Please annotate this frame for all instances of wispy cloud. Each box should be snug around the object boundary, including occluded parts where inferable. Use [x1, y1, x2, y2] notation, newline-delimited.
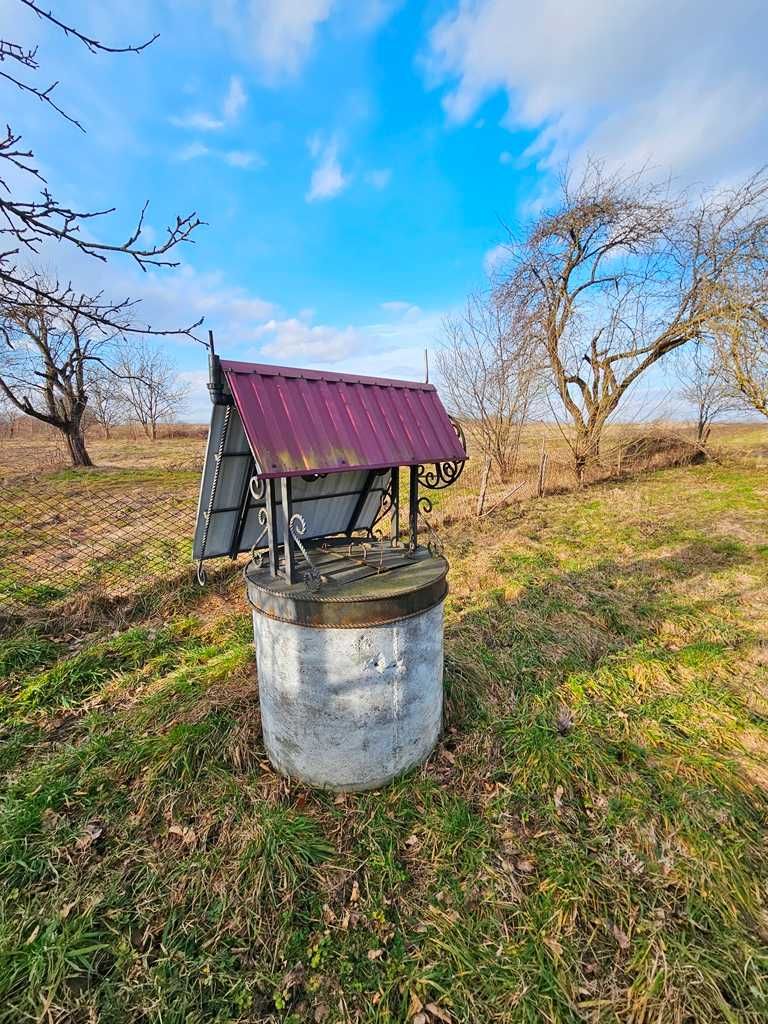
[483, 243, 507, 275]
[222, 75, 247, 121]
[174, 142, 263, 170]
[176, 141, 211, 161]
[255, 317, 361, 362]
[365, 167, 392, 189]
[306, 136, 350, 202]
[225, 150, 264, 168]
[211, 0, 335, 83]
[171, 74, 248, 133]
[210, 1, 398, 83]
[171, 112, 225, 131]
[426, 0, 768, 182]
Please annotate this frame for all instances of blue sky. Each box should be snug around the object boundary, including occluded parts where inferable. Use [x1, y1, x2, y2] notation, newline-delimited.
[4, 0, 767, 418]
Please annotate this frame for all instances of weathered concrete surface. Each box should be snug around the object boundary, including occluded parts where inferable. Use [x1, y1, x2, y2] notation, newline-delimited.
[253, 602, 444, 791]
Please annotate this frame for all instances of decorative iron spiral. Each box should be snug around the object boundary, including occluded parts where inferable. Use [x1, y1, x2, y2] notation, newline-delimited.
[248, 476, 266, 503]
[417, 417, 467, 490]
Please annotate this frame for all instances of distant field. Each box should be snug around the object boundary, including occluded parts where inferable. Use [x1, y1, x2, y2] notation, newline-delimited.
[0, 460, 766, 1022]
[2, 419, 767, 482]
[1, 420, 766, 622]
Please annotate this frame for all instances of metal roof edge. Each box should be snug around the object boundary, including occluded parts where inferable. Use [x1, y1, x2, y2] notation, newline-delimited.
[252, 452, 468, 481]
[220, 359, 436, 391]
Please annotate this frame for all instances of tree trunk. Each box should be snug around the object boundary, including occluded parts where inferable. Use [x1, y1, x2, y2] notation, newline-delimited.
[64, 425, 94, 467]
[151, 421, 157, 441]
[573, 425, 601, 486]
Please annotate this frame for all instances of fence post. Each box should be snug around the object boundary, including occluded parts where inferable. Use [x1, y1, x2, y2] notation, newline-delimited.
[476, 458, 492, 517]
[537, 441, 548, 498]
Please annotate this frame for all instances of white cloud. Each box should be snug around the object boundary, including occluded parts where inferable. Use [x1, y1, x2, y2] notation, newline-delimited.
[171, 74, 248, 133]
[222, 75, 248, 121]
[210, 1, 399, 81]
[426, 0, 768, 181]
[171, 112, 226, 131]
[483, 243, 507, 274]
[175, 144, 264, 169]
[212, 0, 335, 82]
[380, 301, 423, 321]
[176, 142, 211, 161]
[365, 167, 392, 189]
[255, 317, 362, 362]
[225, 150, 264, 168]
[306, 137, 350, 201]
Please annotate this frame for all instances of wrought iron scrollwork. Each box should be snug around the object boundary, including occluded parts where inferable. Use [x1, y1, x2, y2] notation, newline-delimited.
[248, 509, 270, 569]
[369, 480, 394, 532]
[289, 513, 323, 592]
[417, 417, 467, 490]
[415, 495, 444, 557]
[248, 476, 266, 503]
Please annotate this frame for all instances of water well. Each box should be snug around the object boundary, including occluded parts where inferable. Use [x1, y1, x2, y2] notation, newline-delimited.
[193, 351, 467, 791]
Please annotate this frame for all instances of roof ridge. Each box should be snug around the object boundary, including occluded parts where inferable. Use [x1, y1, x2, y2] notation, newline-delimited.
[219, 359, 435, 391]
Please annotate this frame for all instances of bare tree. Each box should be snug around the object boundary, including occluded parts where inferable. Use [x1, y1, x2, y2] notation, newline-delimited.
[494, 161, 768, 482]
[0, 388, 24, 438]
[0, 2, 203, 335]
[716, 313, 768, 420]
[117, 340, 188, 441]
[678, 344, 740, 445]
[0, 283, 137, 465]
[87, 368, 125, 440]
[438, 293, 541, 480]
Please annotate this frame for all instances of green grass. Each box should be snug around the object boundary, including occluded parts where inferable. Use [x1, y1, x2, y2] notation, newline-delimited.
[0, 461, 767, 1022]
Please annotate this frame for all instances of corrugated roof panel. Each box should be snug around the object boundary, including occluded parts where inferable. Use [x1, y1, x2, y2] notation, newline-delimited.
[221, 360, 466, 479]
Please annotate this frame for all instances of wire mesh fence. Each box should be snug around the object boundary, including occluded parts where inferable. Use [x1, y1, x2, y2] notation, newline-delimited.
[0, 475, 201, 620]
[0, 428, 706, 626]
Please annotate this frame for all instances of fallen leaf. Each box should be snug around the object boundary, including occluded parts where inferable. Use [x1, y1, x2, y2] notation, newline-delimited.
[425, 1003, 452, 1022]
[314, 1004, 330, 1022]
[282, 962, 305, 991]
[405, 834, 420, 847]
[408, 992, 424, 1017]
[553, 785, 564, 812]
[25, 925, 40, 945]
[413, 1016, 427, 1024]
[75, 822, 104, 851]
[59, 902, 76, 920]
[168, 824, 197, 846]
[334, 793, 346, 805]
[367, 948, 384, 960]
[612, 923, 630, 950]
[516, 857, 535, 873]
[350, 880, 360, 903]
[543, 936, 563, 958]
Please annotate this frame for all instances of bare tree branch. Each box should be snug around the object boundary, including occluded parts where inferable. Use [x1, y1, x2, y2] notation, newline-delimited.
[0, 1, 207, 342]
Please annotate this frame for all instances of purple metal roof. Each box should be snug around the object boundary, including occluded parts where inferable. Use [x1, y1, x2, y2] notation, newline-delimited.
[221, 360, 467, 479]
